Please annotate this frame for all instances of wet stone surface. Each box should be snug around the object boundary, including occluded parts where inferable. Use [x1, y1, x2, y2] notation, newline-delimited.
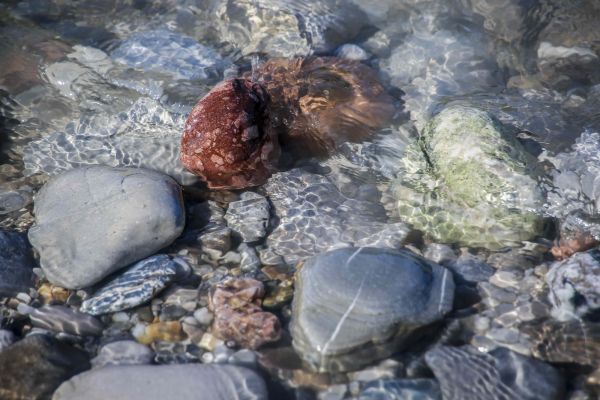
[0, 230, 35, 296]
[291, 247, 454, 372]
[81, 255, 191, 315]
[225, 192, 271, 243]
[0, 335, 90, 400]
[28, 166, 185, 289]
[53, 364, 268, 400]
[262, 168, 411, 265]
[425, 345, 565, 400]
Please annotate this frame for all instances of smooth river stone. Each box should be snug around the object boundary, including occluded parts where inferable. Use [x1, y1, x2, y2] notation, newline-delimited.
[291, 247, 454, 372]
[0, 230, 35, 296]
[18, 304, 103, 336]
[28, 166, 185, 289]
[80, 255, 191, 315]
[0, 335, 90, 400]
[53, 364, 268, 400]
[425, 345, 564, 400]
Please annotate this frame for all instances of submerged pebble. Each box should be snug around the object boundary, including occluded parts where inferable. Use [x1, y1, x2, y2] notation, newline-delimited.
[225, 192, 270, 243]
[291, 247, 454, 372]
[80, 255, 190, 315]
[546, 250, 600, 321]
[425, 345, 564, 400]
[91, 341, 154, 369]
[0, 230, 35, 296]
[209, 278, 281, 349]
[18, 304, 104, 336]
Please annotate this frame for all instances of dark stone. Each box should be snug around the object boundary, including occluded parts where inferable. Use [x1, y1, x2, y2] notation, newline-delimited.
[0, 230, 35, 296]
[359, 378, 442, 400]
[0, 335, 90, 400]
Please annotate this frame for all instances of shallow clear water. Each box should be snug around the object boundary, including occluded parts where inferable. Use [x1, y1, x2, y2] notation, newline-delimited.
[3, 0, 600, 397]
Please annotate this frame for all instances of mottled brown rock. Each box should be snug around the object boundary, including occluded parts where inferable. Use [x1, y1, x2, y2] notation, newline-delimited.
[252, 56, 394, 156]
[551, 231, 598, 260]
[137, 321, 186, 345]
[181, 57, 394, 189]
[181, 78, 277, 189]
[209, 278, 281, 349]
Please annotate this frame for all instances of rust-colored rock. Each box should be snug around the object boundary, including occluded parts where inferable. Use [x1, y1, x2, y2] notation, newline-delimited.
[181, 78, 277, 189]
[209, 278, 281, 349]
[181, 57, 394, 189]
[551, 231, 599, 260]
[136, 321, 186, 345]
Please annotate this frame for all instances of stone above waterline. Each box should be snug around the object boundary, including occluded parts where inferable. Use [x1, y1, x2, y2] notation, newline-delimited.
[28, 166, 185, 289]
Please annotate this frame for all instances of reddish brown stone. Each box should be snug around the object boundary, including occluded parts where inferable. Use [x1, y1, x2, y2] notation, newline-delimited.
[551, 231, 599, 260]
[181, 78, 278, 189]
[181, 57, 394, 189]
[209, 278, 281, 349]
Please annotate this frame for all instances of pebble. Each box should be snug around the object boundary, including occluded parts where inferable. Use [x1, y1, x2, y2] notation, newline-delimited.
[91, 340, 154, 369]
[546, 250, 600, 321]
[80, 255, 190, 315]
[335, 44, 369, 61]
[0, 335, 89, 400]
[194, 307, 213, 326]
[136, 321, 186, 345]
[37, 283, 70, 304]
[0, 230, 35, 297]
[225, 192, 270, 243]
[52, 364, 268, 400]
[291, 247, 454, 372]
[18, 304, 104, 336]
[209, 278, 281, 349]
[28, 166, 185, 289]
[359, 379, 442, 400]
[425, 345, 564, 400]
[239, 243, 262, 272]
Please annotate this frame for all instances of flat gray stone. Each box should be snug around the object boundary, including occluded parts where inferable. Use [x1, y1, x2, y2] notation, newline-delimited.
[18, 304, 104, 336]
[80, 255, 190, 315]
[0, 230, 35, 296]
[53, 364, 268, 400]
[28, 166, 185, 289]
[291, 247, 454, 372]
[425, 345, 564, 400]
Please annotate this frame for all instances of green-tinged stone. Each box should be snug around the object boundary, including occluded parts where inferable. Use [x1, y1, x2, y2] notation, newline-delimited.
[391, 105, 544, 249]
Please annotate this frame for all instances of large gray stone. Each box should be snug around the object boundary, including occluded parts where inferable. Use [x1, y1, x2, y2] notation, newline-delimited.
[28, 166, 185, 289]
[425, 345, 564, 400]
[291, 247, 454, 372]
[0, 230, 35, 296]
[53, 364, 268, 400]
[0, 335, 90, 400]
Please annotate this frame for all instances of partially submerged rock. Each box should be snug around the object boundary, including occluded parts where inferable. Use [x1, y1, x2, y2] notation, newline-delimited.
[390, 105, 545, 249]
[28, 166, 185, 289]
[291, 247, 454, 372]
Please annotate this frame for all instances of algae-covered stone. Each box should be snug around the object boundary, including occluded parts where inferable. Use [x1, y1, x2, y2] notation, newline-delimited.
[390, 105, 544, 249]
